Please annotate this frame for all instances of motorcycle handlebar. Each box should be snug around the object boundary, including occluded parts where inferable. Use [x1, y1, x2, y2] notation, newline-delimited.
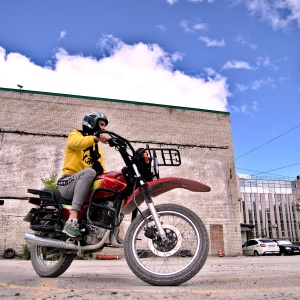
[94, 131, 134, 153]
[94, 131, 104, 138]
[108, 138, 117, 147]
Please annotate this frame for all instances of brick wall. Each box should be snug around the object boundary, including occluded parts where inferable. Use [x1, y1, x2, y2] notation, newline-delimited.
[0, 88, 242, 256]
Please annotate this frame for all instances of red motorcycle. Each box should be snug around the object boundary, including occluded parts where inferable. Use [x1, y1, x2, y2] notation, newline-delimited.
[24, 131, 210, 286]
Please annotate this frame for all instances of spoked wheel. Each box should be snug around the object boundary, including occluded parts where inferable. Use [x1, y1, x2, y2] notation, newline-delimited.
[124, 204, 209, 286]
[30, 220, 76, 277]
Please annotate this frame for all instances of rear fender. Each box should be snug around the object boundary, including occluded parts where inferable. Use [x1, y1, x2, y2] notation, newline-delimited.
[121, 177, 210, 215]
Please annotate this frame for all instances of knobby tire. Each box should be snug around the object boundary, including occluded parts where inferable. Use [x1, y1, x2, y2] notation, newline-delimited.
[124, 204, 209, 286]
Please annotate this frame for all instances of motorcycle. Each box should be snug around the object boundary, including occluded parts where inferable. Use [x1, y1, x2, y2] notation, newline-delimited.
[24, 130, 211, 286]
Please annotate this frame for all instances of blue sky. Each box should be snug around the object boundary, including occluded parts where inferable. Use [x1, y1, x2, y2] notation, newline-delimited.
[0, 0, 299, 179]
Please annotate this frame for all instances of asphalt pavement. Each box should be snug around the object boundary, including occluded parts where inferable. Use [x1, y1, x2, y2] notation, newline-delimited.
[1, 255, 300, 300]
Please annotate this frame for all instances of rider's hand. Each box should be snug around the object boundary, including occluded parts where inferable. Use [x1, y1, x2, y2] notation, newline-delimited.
[94, 133, 109, 144]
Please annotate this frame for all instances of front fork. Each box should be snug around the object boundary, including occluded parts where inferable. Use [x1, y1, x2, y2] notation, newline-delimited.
[132, 165, 169, 245]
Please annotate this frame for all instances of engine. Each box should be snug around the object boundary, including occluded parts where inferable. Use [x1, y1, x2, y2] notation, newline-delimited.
[82, 222, 107, 245]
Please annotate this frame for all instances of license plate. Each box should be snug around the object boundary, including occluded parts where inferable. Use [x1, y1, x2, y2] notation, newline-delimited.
[268, 245, 275, 247]
[294, 250, 299, 252]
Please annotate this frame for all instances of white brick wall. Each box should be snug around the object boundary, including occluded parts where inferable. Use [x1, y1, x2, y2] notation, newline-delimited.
[0, 88, 241, 256]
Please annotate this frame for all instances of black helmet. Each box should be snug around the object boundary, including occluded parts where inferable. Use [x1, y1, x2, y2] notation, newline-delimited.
[82, 111, 108, 135]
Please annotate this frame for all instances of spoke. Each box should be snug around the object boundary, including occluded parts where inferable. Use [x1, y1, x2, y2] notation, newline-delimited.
[37, 246, 64, 267]
[133, 211, 199, 276]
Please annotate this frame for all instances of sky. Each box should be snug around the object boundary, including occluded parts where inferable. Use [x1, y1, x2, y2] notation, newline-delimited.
[0, 0, 299, 179]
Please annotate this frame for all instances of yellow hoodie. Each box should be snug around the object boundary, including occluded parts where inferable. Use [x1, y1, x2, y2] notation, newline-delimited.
[61, 129, 106, 176]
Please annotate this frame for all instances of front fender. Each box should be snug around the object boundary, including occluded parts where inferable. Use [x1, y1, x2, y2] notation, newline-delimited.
[121, 177, 210, 215]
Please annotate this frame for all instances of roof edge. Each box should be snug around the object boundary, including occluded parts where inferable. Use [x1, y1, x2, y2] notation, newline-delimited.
[0, 87, 230, 115]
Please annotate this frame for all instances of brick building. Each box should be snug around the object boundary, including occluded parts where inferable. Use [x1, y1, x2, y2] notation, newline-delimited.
[0, 87, 241, 256]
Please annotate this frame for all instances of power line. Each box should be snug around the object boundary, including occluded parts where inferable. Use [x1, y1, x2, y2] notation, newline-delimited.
[250, 163, 300, 177]
[235, 123, 300, 160]
[237, 163, 300, 178]
[237, 166, 294, 177]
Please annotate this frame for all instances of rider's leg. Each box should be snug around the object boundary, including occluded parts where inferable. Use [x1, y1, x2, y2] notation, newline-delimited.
[57, 168, 96, 237]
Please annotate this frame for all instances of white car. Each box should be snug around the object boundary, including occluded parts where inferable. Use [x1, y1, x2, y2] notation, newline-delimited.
[242, 238, 280, 256]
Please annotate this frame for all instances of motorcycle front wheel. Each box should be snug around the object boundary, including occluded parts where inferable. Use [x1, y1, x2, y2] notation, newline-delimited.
[124, 204, 209, 286]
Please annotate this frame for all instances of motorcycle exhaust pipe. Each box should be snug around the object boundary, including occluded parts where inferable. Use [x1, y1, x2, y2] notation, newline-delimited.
[24, 233, 77, 250]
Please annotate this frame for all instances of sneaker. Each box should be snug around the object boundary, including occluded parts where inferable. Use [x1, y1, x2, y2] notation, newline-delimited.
[62, 219, 82, 238]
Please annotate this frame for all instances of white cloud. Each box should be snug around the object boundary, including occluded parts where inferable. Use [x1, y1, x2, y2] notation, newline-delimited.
[251, 77, 275, 90]
[167, 0, 215, 3]
[235, 35, 257, 50]
[166, 0, 178, 5]
[240, 0, 300, 30]
[156, 25, 167, 32]
[59, 30, 67, 40]
[179, 20, 192, 32]
[256, 55, 279, 70]
[222, 60, 253, 70]
[236, 83, 249, 92]
[230, 101, 258, 115]
[223, 57, 278, 72]
[171, 51, 184, 62]
[179, 20, 208, 32]
[0, 37, 229, 112]
[203, 67, 217, 77]
[193, 22, 208, 31]
[198, 36, 225, 47]
[188, 0, 215, 2]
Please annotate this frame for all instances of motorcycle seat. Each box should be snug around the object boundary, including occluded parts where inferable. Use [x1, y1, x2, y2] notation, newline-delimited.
[27, 188, 72, 205]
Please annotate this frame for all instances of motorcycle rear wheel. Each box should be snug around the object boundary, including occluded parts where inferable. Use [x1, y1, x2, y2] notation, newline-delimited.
[30, 219, 76, 277]
[124, 204, 209, 286]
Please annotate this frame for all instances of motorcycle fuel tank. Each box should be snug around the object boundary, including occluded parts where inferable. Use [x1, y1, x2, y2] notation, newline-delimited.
[91, 171, 127, 195]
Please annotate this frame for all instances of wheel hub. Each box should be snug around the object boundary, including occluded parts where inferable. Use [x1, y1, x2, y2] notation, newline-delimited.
[148, 225, 182, 257]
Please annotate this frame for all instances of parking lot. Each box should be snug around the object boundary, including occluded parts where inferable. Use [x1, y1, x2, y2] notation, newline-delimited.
[1, 255, 300, 300]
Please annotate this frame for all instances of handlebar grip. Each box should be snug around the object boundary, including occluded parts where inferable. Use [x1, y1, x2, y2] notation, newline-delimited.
[108, 138, 116, 147]
[94, 131, 103, 138]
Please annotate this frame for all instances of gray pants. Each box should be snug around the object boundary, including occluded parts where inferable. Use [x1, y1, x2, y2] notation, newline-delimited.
[57, 168, 96, 212]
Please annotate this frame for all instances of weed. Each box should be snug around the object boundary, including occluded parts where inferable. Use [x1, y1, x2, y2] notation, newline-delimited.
[41, 173, 58, 191]
[22, 244, 31, 260]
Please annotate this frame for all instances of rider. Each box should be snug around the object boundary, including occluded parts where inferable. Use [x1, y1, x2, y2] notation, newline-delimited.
[57, 112, 110, 238]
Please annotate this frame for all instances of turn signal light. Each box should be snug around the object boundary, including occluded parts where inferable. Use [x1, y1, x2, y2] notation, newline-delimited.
[143, 152, 149, 164]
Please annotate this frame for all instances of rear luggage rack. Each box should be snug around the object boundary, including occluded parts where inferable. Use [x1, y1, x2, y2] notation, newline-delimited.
[26, 189, 63, 232]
